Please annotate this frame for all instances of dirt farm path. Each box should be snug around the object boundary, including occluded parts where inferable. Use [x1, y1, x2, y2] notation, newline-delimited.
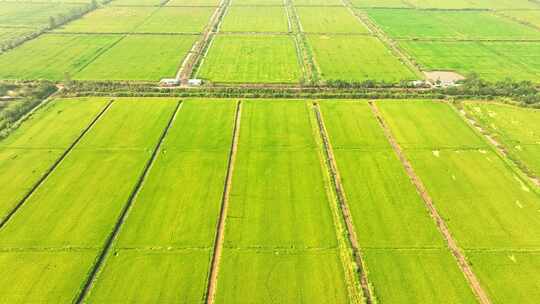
[368, 101, 492, 304]
[205, 101, 242, 304]
[313, 103, 374, 304]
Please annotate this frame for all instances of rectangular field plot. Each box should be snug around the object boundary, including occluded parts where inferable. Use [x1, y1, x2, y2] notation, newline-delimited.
[401, 41, 540, 82]
[197, 35, 301, 83]
[366, 9, 540, 39]
[320, 102, 443, 248]
[364, 249, 477, 303]
[225, 101, 336, 249]
[349, 0, 410, 8]
[463, 102, 540, 176]
[308, 35, 416, 82]
[377, 101, 486, 149]
[167, 0, 220, 5]
[407, 0, 540, 9]
[0, 100, 177, 248]
[0, 250, 97, 303]
[0, 2, 86, 27]
[292, 0, 343, 5]
[232, 0, 284, 5]
[86, 250, 211, 303]
[135, 7, 214, 33]
[111, 0, 164, 5]
[220, 7, 289, 33]
[406, 148, 540, 249]
[0, 27, 34, 46]
[0, 34, 121, 80]
[116, 100, 235, 249]
[0, 98, 108, 221]
[467, 252, 540, 304]
[75, 35, 197, 81]
[215, 249, 352, 303]
[55, 7, 157, 33]
[296, 7, 369, 33]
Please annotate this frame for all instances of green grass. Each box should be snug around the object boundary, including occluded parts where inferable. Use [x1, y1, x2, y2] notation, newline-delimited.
[0, 251, 97, 303]
[76, 99, 177, 150]
[198, 35, 301, 83]
[407, 0, 540, 9]
[110, 0, 163, 5]
[0, 27, 34, 46]
[308, 35, 416, 82]
[349, 0, 410, 8]
[467, 251, 540, 304]
[225, 101, 336, 249]
[364, 249, 477, 303]
[167, 0, 220, 5]
[221, 7, 289, 32]
[0, 100, 176, 248]
[55, 7, 157, 33]
[116, 100, 235, 248]
[135, 7, 214, 33]
[500, 10, 540, 29]
[400, 41, 540, 82]
[320, 102, 443, 248]
[75, 35, 197, 81]
[297, 7, 368, 33]
[367, 9, 540, 39]
[86, 249, 212, 303]
[463, 102, 540, 176]
[292, 0, 343, 5]
[0, 2, 87, 28]
[378, 100, 486, 149]
[0, 98, 109, 149]
[215, 249, 352, 303]
[232, 0, 284, 5]
[0, 34, 122, 80]
[0, 98, 108, 221]
[408, 149, 540, 249]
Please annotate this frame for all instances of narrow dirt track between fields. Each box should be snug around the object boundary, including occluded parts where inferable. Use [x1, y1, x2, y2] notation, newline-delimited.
[74, 100, 182, 304]
[454, 104, 540, 188]
[313, 103, 373, 304]
[177, 0, 230, 83]
[0, 99, 114, 230]
[205, 100, 242, 304]
[368, 101, 492, 304]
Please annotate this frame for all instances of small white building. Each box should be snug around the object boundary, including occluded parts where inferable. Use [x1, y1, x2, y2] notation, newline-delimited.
[159, 78, 180, 87]
[188, 79, 202, 86]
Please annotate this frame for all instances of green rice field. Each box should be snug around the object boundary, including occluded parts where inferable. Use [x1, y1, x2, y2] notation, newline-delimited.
[220, 7, 289, 32]
[197, 35, 301, 83]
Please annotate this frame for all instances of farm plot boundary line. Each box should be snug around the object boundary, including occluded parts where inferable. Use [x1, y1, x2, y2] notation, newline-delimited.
[74, 100, 182, 304]
[368, 100, 492, 304]
[205, 100, 241, 304]
[287, 2, 321, 84]
[452, 102, 540, 188]
[344, 5, 424, 80]
[0, 99, 114, 229]
[494, 10, 540, 31]
[313, 102, 373, 304]
[176, 0, 230, 83]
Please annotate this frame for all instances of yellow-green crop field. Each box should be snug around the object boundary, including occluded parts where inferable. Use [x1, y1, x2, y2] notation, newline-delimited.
[0, 97, 538, 303]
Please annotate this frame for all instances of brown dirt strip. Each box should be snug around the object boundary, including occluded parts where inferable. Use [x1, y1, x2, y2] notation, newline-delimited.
[205, 100, 242, 304]
[176, 0, 230, 83]
[74, 100, 182, 304]
[368, 101, 492, 304]
[0, 98, 114, 230]
[313, 102, 373, 304]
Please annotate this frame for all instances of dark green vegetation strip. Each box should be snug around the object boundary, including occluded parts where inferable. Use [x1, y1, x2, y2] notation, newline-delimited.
[0, 99, 113, 229]
[74, 100, 182, 303]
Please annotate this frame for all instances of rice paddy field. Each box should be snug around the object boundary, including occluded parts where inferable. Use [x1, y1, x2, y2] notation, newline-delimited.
[1, 0, 540, 302]
[0, 97, 538, 303]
